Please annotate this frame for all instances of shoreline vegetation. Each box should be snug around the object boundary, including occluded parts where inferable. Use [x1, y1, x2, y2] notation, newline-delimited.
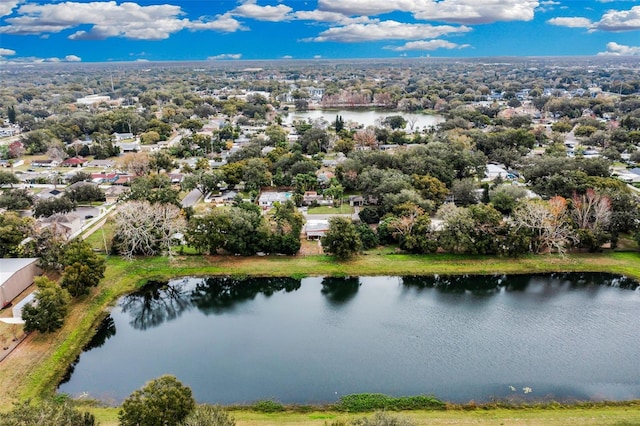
[1, 251, 640, 424]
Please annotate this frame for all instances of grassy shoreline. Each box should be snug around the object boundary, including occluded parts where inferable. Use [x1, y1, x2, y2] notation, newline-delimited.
[1, 251, 640, 420]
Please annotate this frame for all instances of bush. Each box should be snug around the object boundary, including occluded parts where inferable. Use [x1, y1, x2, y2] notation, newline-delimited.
[181, 405, 236, 426]
[0, 399, 95, 426]
[251, 400, 285, 413]
[119, 375, 196, 426]
[351, 412, 416, 426]
[334, 394, 444, 412]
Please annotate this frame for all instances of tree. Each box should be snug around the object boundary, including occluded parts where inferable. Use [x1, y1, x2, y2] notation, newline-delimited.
[182, 170, 225, 197]
[119, 375, 196, 426]
[388, 203, 436, 253]
[125, 174, 181, 206]
[0, 188, 34, 210]
[140, 130, 161, 145]
[383, 115, 407, 130]
[66, 183, 105, 203]
[7, 105, 16, 124]
[243, 158, 272, 191]
[571, 189, 612, 251]
[22, 277, 71, 334]
[0, 212, 34, 257]
[150, 151, 175, 173]
[180, 118, 204, 133]
[114, 200, 186, 259]
[120, 152, 151, 176]
[512, 197, 577, 255]
[0, 399, 95, 426]
[33, 196, 76, 218]
[186, 210, 231, 255]
[60, 239, 106, 297]
[321, 217, 362, 260]
[450, 179, 477, 206]
[180, 405, 236, 426]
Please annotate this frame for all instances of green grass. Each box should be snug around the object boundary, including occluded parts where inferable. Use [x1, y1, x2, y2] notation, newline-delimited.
[83, 400, 640, 426]
[307, 204, 355, 214]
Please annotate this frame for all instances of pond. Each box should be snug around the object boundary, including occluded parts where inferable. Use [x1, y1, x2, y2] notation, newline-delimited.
[58, 273, 640, 405]
[283, 109, 444, 131]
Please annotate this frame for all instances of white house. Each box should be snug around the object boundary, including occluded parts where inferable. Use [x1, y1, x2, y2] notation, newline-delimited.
[258, 192, 290, 209]
[484, 164, 516, 181]
[304, 220, 329, 239]
[0, 258, 40, 308]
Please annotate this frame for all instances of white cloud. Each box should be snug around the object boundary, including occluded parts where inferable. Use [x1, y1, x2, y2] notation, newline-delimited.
[547, 17, 593, 28]
[65, 54, 81, 61]
[189, 14, 245, 33]
[0, 1, 244, 39]
[292, 9, 370, 24]
[536, 1, 561, 13]
[208, 53, 242, 60]
[282, 55, 293, 59]
[307, 20, 471, 42]
[597, 6, 640, 31]
[0, 47, 16, 56]
[317, 0, 539, 24]
[232, 0, 292, 22]
[597, 41, 640, 55]
[0, 0, 22, 17]
[547, 5, 640, 32]
[385, 39, 471, 51]
[313, 55, 322, 58]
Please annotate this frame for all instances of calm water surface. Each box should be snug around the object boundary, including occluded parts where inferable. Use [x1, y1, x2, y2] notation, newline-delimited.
[58, 274, 640, 405]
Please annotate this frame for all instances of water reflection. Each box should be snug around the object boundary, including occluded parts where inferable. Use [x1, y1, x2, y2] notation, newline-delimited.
[59, 316, 116, 386]
[321, 277, 360, 305]
[401, 272, 639, 295]
[120, 279, 192, 330]
[190, 276, 301, 315]
[83, 316, 116, 351]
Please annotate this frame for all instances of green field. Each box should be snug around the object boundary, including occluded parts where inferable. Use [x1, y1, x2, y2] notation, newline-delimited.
[307, 204, 355, 215]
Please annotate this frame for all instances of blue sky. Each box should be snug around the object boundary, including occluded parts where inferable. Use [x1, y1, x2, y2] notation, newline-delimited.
[1, 0, 639, 63]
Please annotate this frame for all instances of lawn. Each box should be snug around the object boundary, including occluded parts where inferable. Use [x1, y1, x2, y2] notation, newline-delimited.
[85, 403, 640, 426]
[307, 204, 355, 215]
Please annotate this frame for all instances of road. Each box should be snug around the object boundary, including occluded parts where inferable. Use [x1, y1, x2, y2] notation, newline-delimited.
[181, 189, 202, 208]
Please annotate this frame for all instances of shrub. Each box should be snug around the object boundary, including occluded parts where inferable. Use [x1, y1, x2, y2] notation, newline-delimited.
[334, 394, 444, 412]
[251, 400, 285, 413]
[180, 405, 236, 426]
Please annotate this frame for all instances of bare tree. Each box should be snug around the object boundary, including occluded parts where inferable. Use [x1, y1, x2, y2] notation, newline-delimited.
[353, 128, 377, 150]
[571, 189, 611, 231]
[512, 197, 577, 255]
[119, 152, 151, 176]
[114, 200, 186, 259]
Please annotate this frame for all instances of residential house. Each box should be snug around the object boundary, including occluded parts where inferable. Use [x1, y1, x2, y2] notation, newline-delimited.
[36, 188, 64, 200]
[304, 220, 330, 240]
[113, 132, 134, 142]
[40, 213, 82, 238]
[104, 185, 129, 204]
[258, 191, 290, 210]
[31, 159, 58, 168]
[60, 157, 87, 168]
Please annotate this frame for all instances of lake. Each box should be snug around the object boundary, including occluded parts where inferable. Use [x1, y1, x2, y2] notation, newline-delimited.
[58, 273, 640, 405]
[283, 109, 444, 131]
